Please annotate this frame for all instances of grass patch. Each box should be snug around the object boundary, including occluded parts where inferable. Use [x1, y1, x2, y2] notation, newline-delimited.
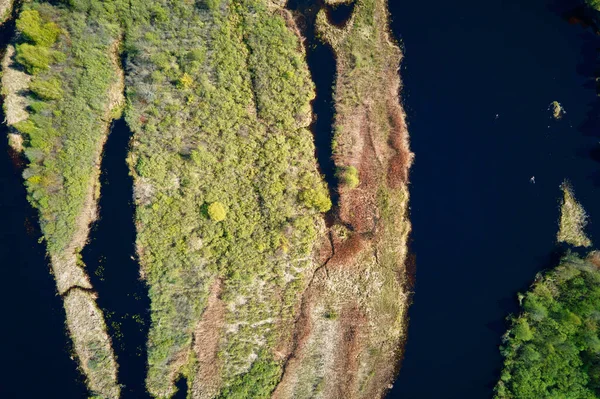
[557, 181, 592, 248]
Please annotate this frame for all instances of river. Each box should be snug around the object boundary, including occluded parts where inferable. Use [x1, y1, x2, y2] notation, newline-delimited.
[387, 0, 600, 398]
[0, 0, 598, 397]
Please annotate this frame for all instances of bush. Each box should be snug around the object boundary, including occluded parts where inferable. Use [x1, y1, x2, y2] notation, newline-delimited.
[586, 0, 600, 11]
[300, 187, 331, 212]
[30, 78, 64, 100]
[208, 202, 227, 222]
[15, 44, 55, 74]
[337, 165, 360, 188]
[16, 9, 61, 47]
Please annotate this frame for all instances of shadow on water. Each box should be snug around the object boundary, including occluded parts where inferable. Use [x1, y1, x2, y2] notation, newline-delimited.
[81, 118, 151, 399]
[287, 0, 340, 210]
[0, 4, 87, 397]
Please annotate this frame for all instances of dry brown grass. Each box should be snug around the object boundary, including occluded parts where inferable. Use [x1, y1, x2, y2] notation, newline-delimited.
[192, 279, 226, 399]
[0, 0, 12, 24]
[557, 181, 592, 247]
[63, 289, 120, 398]
[2, 45, 31, 129]
[273, 0, 412, 397]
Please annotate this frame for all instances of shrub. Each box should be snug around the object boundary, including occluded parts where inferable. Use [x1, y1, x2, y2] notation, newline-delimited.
[299, 187, 331, 212]
[16, 9, 61, 47]
[30, 78, 63, 100]
[177, 72, 194, 89]
[586, 0, 600, 11]
[337, 165, 359, 188]
[15, 44, 55, 74]
[208, 202, 227, 222]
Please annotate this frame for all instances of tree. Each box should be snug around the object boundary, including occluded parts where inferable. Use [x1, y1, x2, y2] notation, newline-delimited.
[208, 202, 227, 222]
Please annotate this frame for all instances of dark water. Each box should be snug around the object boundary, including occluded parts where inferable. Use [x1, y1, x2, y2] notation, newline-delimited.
[326, 2, 355, 27]
[0, 8, 87, 397]
[387, 0, 600, 398]
[172, 376, 189, 399]
[82, 118, 150, 399]
[288, 0, 340, 208]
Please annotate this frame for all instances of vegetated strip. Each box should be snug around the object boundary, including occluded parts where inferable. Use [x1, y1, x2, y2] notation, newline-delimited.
[1, 2, 127, 397]
[272, 0, 413, 397]
[124, 0, 330, 397]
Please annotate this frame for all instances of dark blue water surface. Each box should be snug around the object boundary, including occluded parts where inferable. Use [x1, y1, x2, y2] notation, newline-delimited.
[82, 118, 151, 399]
[387, 0, 600, 398]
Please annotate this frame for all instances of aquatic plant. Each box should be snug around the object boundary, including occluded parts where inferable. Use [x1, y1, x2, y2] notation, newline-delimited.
[550, 101, 565, 120]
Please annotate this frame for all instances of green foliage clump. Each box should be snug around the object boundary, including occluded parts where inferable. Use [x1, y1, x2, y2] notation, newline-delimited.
[16, 9, 61, 46]
[29, 77, 63, 100]
[208, 201, 227, 222]
[299, 187, 331, 213]
[15, 43, 60, 74]
[217, 357, 280, 399]
[586, 0, 600, 11]
[495, 253, 600, 399]
[337, 165, 360, 188]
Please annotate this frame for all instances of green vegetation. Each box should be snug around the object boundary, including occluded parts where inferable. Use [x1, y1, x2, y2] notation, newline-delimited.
[12, 3, 123, 255]
[495, 253, 600, 399]
[123, 0, 328, 395]
[557, 182, 591, 248]
[337, 165, 360, 188]
[208, 202, 227, 222]
[586, 0, 600, 11]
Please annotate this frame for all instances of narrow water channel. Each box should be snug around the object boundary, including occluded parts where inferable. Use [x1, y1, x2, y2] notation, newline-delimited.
[287, 0, 339, 208]
[82, 118, 151, 399]
[0, 7, 87, 396]
[387, 0, 600, 398]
